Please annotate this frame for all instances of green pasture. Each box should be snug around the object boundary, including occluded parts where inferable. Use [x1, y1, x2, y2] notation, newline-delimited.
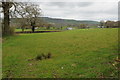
[2, 28, 118, 78]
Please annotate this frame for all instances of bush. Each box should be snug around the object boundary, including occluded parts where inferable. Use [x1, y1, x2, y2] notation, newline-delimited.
[35, 54, 42, 60]
[41, 53, 47, 59]
[47, 53, 52, 58]
[9, 27, 15, 35]
[2, 27, 15, 36]
[35, 53, 52, 61]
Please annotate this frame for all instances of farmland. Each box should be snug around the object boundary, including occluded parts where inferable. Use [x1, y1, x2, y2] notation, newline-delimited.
[2, 28, 118, 78]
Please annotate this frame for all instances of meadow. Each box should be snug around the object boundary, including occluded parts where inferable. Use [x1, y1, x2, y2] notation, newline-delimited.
[15, 28, 61, 32]
[2, 28, 118, 78]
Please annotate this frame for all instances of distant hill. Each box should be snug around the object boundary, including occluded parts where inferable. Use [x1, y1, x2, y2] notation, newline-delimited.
[10, 17, 100, 28]
[42, 17, 99, 25]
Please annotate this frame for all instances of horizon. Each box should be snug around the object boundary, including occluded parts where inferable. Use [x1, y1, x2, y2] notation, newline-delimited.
[41, 16, 118, 22]
[0, 1, 118, 22]
[8, 16, 118, 22]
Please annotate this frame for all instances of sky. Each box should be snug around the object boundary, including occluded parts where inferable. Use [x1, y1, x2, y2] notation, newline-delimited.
[1, 0, 119, 21]
[38, 2, 118, 21]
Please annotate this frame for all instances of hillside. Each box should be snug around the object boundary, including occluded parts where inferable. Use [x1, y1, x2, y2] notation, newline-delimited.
[10, 17, 100, 28]
[42, 17, 99, 25]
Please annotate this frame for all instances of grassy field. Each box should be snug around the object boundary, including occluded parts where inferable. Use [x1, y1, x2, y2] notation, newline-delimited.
[2, 28, 118, 78]
[15, 29, 61, 32]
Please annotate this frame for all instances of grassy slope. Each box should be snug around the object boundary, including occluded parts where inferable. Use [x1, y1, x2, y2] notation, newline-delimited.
[3, 28, 118, 78]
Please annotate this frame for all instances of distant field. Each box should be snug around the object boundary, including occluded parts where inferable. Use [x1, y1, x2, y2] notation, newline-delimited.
[3, 28, 118, 78]
[15, 29, 61, 32]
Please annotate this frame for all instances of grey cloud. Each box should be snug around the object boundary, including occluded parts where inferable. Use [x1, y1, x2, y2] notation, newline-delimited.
[77, 2, 93, 7]
[39, 2, 118, 21]
[45, 2, 93, 8]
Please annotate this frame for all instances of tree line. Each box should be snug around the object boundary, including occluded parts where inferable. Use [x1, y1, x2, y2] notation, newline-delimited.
[100, 20, 119, 28]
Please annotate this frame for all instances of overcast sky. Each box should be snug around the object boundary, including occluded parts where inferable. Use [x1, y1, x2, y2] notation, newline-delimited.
[1, 0, 119, 21]
[38, 1, 118, 21]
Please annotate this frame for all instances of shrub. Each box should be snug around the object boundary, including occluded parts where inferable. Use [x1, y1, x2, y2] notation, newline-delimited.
[47, 52, 52, 59]
[35, 53, 52, 61]
[35, 54, 42, 60]
[41, 53, 47, 59]
[9, 27, 15, 35]
[2, 27, 15, 36]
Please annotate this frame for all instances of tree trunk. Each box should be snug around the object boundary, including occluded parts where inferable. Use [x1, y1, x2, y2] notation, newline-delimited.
[21, 27, 24, 32]
[32, 26, 35, 32]
[2, 2, 10, 35]
[31, 21, 35, 32]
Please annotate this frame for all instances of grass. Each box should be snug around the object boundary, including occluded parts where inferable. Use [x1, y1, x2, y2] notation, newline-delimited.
[15, 29, 61, 32]
[2, 28, 118, 78]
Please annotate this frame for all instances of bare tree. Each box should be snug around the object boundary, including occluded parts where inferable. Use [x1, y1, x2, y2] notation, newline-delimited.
[105, 21, 114, 28]
[1, 1, 42, 34]
[24, 3, 41, 32]
[1, 0, 26, 35]
[99, 20, 105, 28]
[1, 0, 13, 35]
[105, 21, 118, 28]
[9, 2, 42, 32]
